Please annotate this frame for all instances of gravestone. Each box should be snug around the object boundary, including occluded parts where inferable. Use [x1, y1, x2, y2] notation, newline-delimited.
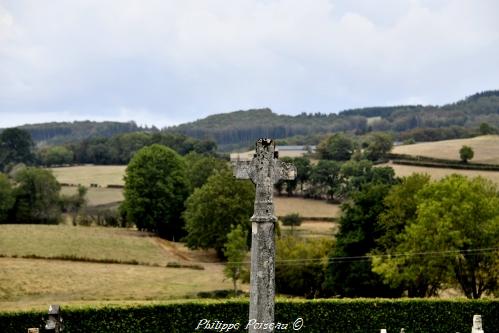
[472, 314, 484, 333]
[234, 139, 296, 333]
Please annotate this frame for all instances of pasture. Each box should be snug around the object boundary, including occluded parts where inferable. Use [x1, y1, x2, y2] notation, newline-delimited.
[384, 162, 499, 185]
[279, 220, 338, 238]
[60, 186, 123, 206]
[392, 135, 499, 164]
[50, 165, 126, 186]
[0, 258, 229, 311]
[0, 224, 232, 311]
[0, 225, 171, 265]
[274, 196, 341, 219]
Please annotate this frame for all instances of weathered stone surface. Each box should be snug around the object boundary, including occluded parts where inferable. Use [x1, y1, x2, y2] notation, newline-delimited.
[233, 138, 296, 333]
[472, 314, 484, 333]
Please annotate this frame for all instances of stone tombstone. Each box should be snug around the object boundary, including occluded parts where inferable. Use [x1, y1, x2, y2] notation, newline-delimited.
[27, 329, 39, 333]
[472, 314, 484, 333]
[233, 139, 296, 333]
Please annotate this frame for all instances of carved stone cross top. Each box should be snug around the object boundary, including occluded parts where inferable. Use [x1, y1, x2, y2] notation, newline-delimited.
[233, 138, 296, 223]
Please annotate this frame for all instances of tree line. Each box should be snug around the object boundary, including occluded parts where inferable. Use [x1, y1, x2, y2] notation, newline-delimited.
[166, 90, 499, 150]
[0, 127, 217, 170]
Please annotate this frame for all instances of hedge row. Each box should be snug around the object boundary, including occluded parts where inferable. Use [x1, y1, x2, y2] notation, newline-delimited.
[392, 159, 499, 171]
[1, 299, 498, 333]
[387, 153, 499, 171]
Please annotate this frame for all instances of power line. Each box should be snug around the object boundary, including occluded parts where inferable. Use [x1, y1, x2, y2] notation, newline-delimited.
[205, 247, 499, 266]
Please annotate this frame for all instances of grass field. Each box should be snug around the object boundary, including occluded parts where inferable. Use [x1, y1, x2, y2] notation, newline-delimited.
[50, 165, 126, 186]
[0, 224, 232, 311]
[0, 258, 230, 311]
[279, 220, 338, 238]
[383, 162, 499, 185]
[0, 225, 183, 265]
[60, 186, 124, 206]
[392, 135, 499, 164]
[274, 197, 341, 219]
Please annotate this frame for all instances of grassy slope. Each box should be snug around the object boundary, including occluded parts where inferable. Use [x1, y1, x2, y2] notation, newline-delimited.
[384, 162, 499, 185]
[0, 225, 231, 310]
[0, 258, 229, 311]
[0, 225, 184, 265]
[392, 135, 499, 164]
[60, 186, 123, 206]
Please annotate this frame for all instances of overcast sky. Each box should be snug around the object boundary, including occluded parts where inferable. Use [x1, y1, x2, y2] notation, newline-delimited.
[1, 0, 498, 128]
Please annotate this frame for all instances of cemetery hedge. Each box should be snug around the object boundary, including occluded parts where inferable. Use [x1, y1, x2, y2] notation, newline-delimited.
[1, 299, 499, 333]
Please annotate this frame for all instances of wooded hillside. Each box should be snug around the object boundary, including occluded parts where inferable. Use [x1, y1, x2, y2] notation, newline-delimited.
[0, 121, 144, 145]
[167, 91, 499, 150]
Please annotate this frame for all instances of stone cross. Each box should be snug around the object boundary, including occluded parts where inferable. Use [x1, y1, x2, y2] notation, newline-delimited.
[233, 138, 296, 333]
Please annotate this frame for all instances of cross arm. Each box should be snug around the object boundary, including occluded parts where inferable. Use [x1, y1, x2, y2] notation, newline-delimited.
[274, 160, 297, 184]
[232, 160, 253, 180]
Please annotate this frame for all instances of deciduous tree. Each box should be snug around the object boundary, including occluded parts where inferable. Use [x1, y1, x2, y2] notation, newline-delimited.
[184, 169, 254, 258]
[122, 144, 190, 240]
[459, 145, 474, 163]
[223, 224, 249, 295]
[12, 168, 61, 224]
[0, 173, 14, 223]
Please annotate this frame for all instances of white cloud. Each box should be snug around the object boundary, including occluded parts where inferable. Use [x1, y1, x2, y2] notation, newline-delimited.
[0, 0, 498, 127]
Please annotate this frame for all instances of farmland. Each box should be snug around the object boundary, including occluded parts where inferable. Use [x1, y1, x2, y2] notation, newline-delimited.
[50, 165, 126, 186]
[0, 225, 172, 265]
[0, 258, 229, 311]
[383, 162, 499, 185]
[392, 135, 499, 164]
[60, 186, 123, 206]
[0, 224, 231, 311]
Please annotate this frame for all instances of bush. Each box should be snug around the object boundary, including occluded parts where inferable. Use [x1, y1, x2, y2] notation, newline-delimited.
[280, 213, 302, 227]
[1, 299, 498, 333]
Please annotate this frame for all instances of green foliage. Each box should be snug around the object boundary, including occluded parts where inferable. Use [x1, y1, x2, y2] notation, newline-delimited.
[0, 173, 15, 223]
[60, 185, 87, 226]
[280, 213, 302, 227]
[459, 145, 474, 163]
[14, 120, 141, 144]
[372, 174, 438, 297]
[479, 122, 496, 135]
[67, 131, 217, 165]
[223, 225, 249, 294]
[122, 144, 190, 240]
[276, 236, 332, 297]
[184, 169, 255, 257]
[38, 145, 74, 166]
[379, 175, 499, 299]
[292, 156, 311, 192]
[0, 128, 35, 170]
[363, 132, 393, 161]
[308, 160, 341, 200]
[184, 152, 228, 189]
[325, 180, 401, 297]
[316, 133, 355, 161]
[2, 299, 499, 333]
[388, 153, 499, 171]
[11, 168, 61, 224]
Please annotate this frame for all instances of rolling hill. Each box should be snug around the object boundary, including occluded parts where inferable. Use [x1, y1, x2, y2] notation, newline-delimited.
[166, 90, 499, 150]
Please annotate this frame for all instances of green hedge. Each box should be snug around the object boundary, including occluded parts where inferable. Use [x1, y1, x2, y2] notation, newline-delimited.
[1, 299, 498, 333]
[388, 153, 499, 171]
